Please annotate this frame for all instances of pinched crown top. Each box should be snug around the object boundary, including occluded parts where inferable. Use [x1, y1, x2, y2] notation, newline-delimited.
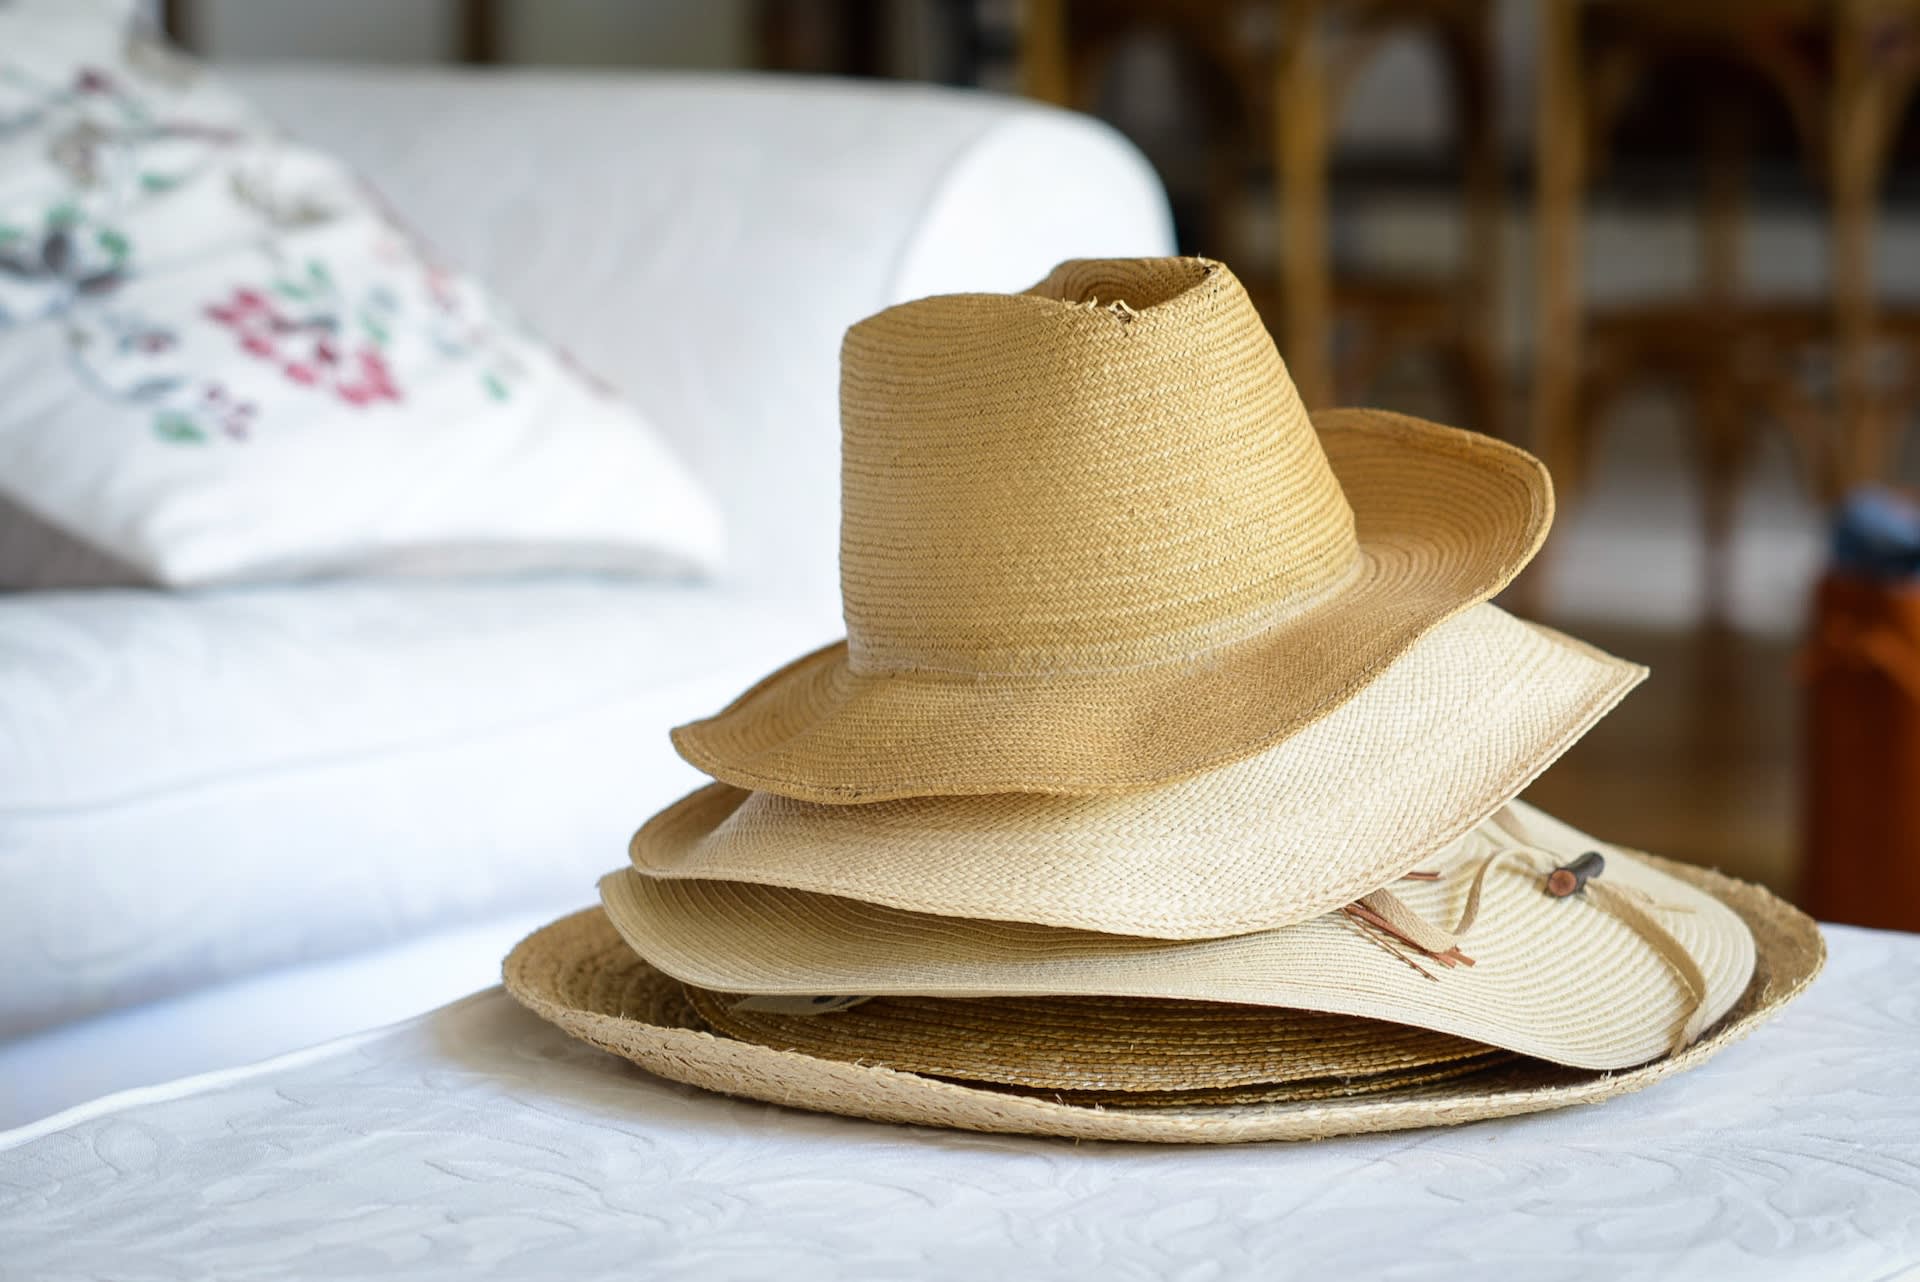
[837, 257, 1357, 677]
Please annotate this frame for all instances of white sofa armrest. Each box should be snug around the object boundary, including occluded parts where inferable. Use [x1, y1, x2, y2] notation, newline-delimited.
[226, 67, 1176, 629]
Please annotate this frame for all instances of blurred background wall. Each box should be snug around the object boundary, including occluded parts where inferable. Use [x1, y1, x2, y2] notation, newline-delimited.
[152, 0, 1920, 922]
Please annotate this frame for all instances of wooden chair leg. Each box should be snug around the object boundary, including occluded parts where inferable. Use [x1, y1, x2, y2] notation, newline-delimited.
[1696, 97, 1749, 626]
[1700, 99, 1746, 309]
[1831, 7, 1873, 489]
[1276, 0, 1332, 409]
[1830, 0, 1899, 491]
[1532, 0, 1586, 505]
[1696, 372, 1748, 628]
[1016, 0, 1071, 107]
[1453, 2, 1506, 442]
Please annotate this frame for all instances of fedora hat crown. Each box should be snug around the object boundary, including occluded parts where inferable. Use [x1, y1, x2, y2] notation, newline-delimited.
[838, 257, 1358, 677]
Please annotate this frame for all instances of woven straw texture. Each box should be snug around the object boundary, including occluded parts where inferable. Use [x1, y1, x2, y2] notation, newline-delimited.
[502, 855, 1822, 1144]
[603, 803, 1756, 1071]
[995, 1054, 1516, 1110]
[671, 258, 1553, 804]
[680, 984, 1500, 1092]
[636, 607, 1641, 938]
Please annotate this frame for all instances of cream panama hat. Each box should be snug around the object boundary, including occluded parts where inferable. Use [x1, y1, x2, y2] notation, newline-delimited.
[501, 859, 1821, 1143]
[600, 803, 1758, 1073]
[637, 605, 1643, 938]
[671, 257, 1554, 804]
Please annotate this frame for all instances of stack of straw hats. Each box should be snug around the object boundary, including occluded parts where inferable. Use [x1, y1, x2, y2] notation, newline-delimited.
[508, 257, 1823, 1143]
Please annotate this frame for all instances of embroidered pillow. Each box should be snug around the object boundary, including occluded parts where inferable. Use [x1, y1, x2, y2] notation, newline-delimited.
[0, 2, 724, 587]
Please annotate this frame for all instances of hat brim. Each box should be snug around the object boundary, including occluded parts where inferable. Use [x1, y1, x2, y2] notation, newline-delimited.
[502, 856, 1822, 1144]
[602, 804, 1759, 1072]
[671, 410, 1553, 804]
[637, 607, 1641, 938]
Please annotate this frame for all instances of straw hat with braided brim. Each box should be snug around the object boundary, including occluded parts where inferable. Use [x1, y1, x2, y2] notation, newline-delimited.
[688, 982, 1521, 1106]
[680, 985, 1503, 1093]
[602, 803, 1758, 1072]
[501, 858, 1821, 1144]
[637, 606, 1640, 939]
[999, 1055, 1515, 1110]
[671, 258, 1553, 804]
[1007, 1056, 1515, 1110]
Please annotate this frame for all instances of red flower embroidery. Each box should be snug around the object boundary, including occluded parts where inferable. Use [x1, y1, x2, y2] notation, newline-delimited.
[204, 284, 402, 407]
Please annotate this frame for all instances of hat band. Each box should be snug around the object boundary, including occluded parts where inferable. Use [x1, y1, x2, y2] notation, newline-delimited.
[1343, 835, 1712, 1054]
[843, 551, 1365, 680]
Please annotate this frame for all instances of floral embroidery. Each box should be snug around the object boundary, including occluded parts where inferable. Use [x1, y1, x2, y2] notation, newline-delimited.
[0, 201, 131, 319]
[139, 380, 258, 445]
[2, 41, 538, 447]
[204, 267, 402, 408]
[420, 264, 525, 403]
[58, 302, 187, 441]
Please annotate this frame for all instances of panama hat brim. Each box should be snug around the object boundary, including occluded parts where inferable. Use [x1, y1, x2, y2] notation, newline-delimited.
[603, 804, 1759, 1072]
[502, 856, 1821, 1144]
[637, 607, 1641, 938]
[672, 410, 1552, 804]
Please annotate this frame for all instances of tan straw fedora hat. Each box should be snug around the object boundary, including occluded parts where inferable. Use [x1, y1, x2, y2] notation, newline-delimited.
[601, 802, 1758, 1072]
[671, 257, 1554, 804]
[502, 860, 1821, 1143]
[636, 605, 1641, 938]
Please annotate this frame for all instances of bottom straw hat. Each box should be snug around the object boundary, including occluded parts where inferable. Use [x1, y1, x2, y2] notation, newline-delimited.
[677, 979, 1521, 1105]
[993, 1056, 1514, 1111]
[1006, 1057, 1513, 1110]
[503, 854, 1820, 1144]
[677, 986, 1498, 1093]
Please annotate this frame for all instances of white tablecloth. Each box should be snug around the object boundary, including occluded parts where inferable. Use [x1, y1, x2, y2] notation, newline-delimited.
[3, 923, 1916, 1281]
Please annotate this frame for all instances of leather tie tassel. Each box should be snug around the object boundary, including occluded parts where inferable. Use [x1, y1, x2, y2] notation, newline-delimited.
[1349, 892, 1475, 967]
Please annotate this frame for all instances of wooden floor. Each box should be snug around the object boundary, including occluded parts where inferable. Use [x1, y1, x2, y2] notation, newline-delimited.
[1517, 615, 1799, 894]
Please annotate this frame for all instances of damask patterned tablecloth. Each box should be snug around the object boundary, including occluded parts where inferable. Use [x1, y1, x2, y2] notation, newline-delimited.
[2, 924, 1917, 1281]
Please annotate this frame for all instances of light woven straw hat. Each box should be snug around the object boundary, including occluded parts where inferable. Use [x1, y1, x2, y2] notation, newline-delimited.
[636, 605, 1641, 938]
[601, 802, 1758, 1072]
[671, 257, 1554, 804]
[679, 985, 1510, 1093]
[502, 859, 1822, 1143]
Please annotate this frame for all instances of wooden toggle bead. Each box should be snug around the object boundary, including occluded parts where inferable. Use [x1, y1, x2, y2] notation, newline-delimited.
[1546, 851, 1607, 898]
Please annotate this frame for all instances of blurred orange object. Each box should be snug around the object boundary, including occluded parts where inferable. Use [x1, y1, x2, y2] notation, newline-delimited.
[1801, 572, 1920, 932]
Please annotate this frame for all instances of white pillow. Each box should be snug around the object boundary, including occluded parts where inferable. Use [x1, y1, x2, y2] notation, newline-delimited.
[0, 2, 725, 587]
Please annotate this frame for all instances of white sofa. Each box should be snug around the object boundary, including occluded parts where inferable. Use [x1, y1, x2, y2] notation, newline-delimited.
[0, 66, 1173, 1126]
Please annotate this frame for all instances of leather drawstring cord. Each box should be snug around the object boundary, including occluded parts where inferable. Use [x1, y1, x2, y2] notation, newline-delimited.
[1343, 824, 1712, 1054]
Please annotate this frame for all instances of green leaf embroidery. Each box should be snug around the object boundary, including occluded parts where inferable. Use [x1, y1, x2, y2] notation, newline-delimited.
[272, 279, 309, 300]
[307, 259, 332, 286]
[359, 308, 390, 346]
[481, 371, 509, 402]
[153, 411, 206, 444]
[95, 227, 130, 262]
[138, 172, 177, 193]
[47, 201, 81, 229]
